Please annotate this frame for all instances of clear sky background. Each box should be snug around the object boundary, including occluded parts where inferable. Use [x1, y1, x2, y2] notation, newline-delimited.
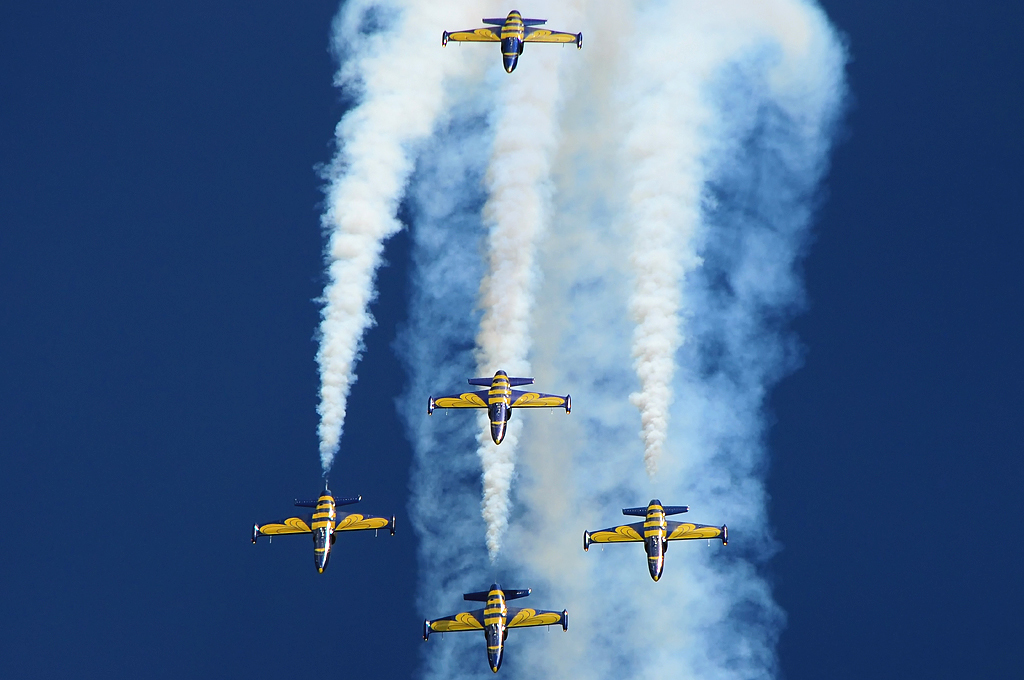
[1, 2, 1021, 679]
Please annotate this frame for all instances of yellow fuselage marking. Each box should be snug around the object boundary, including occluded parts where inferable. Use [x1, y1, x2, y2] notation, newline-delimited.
[489, 372, 511, 425]
[484, 588, 507, 652]
[311, 494, 337, 530]
[501, 12, 525, 56]
[645, 504, 667, 561]
[312, 494, 338, 558]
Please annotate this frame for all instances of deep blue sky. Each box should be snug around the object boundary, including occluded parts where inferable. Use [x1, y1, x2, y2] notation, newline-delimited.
[0, 2, 1020, 679]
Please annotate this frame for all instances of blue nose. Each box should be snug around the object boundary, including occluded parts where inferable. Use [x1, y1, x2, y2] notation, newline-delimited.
[648, 554, 664, 582]
[502, 55, 518, 73]
[488, 647, 503, 673]
[490, 420, 507, 444]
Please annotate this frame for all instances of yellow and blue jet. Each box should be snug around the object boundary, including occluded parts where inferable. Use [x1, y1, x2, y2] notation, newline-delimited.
[251, 484, 395, 573]
[583, 499, 727, 582]
[428, 370, 570, 445]
[423, 584, 567, 673]
[441, 10, 582, 73]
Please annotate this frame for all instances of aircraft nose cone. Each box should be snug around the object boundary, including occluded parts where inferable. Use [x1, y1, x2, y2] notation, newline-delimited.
[649, 557, 664, 582]
[317, 567, 324, 574]
[490, 420, 507, 445]
[502, 55, 517, 73]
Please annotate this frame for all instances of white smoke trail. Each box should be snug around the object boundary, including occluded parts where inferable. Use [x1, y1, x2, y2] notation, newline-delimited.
[398, 2, 845, 680]
[623, 13, 711, 478]
[316, 1, 479, 473]
[473, 3, 583, 559]
[508, 3, 846, 680]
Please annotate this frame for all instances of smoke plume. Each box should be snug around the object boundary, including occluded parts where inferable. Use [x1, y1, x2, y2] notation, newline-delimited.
[316, 2, 477, 472]
[386, 1, 846, 679]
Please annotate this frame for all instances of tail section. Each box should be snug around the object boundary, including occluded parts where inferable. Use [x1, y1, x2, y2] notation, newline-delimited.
[621, 507, 648, 517]
[522, 19, 547, 26]
[662, 505, 689, 516]
[468, 377, 493, 386]
[463, 590, 491, 602]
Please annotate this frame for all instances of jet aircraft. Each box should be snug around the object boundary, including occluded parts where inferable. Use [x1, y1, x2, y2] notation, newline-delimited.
[583, 499, 727, 581]
[423, 584, 567, 673]
[252, 484, 395, 573]
[428, 370, 570, 444]
[441, 10, 583, 73]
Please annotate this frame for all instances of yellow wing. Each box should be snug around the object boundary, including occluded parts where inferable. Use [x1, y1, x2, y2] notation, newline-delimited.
[427, 609, 485, 633]
[510, 390, 567, 408]
[334, 513, 391, 532]
[666, 521, 725, 542]
[507, 607, 567, 629]
[586, 522, 644, 543]
[433, 390, 488, 409]
[256, 516, 311, 536]
[445, 27, 501, 42]
[523, 27, 579, 44]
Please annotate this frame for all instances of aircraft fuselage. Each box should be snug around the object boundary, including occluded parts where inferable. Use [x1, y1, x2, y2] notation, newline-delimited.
[487, 371, 513, 444]
[643, 500, 668, 581]
[499, 11, 525, 72]
[311, 492, 338, 573]
[483, 585, 508, 672]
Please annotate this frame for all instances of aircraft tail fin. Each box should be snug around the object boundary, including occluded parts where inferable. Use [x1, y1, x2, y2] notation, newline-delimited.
[468, 377, 493, 386]
[507, 377, 535, 387]
[481, 18, 505, 25]
[663, 505, 689, 515]
[522, 19, 547, 26]
[463, 590, 491, 602]
[294, 500, 318, 508]
[621, 506, 648, 517]
[503, 588, 531, 600]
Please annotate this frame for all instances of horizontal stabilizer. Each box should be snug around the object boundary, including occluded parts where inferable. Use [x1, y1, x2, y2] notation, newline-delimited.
[508, 377, 534, 387]
[621, 506, 648, 517]
[334, 496, 361, 507]
[482, 18, 505, 25]
[294, 500, 318, 508]
[503, 588, 531, 600]
[522, 19, 547, 26]
[468, 377, 493, 386]
[463, 588, 531, 601]
[662, 505, 689, 515]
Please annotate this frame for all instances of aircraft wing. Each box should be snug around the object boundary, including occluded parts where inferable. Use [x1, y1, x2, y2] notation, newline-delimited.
[510, 389, 568, 408]
[255, 515, 312, 536]
[586, 522, 644, 543]
[334, 513, 392, 532]
[507, 607, 568, 629]
[445, 27, 501, 42]
[666, 521, 726, 542]
[523, 27, 579, 44]
[433, 390, 488, 409]
[426, 609, 485, 634]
